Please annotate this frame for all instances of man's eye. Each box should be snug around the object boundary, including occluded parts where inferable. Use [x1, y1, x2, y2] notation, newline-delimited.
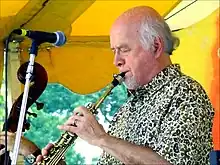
[121, 49, 130, 53]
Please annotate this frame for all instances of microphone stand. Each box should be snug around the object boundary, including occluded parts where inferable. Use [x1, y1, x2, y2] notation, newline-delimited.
[11, 40, 39, 165]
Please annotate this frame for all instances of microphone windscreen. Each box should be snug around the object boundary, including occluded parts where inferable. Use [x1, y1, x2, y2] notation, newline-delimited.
[54, 31, 66, 47]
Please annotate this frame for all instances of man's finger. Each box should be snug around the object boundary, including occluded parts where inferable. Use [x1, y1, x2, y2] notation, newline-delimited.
[44, 143, 54, 151]
[73, 110, 83, 116]
[57, 125, 78, 133]
[34, 143, 54, 164]
[35, 155, 43, 164]
[42, 143, 54, 156]
[65, 115, 83, 126]
[74, 106, 90, 116]
[68, 115, 83, 122]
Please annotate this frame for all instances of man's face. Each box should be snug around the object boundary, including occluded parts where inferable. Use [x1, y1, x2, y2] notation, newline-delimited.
[110, 23, 156, 90]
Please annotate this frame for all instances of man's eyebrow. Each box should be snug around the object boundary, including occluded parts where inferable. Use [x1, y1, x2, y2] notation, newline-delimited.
[111, 44, 129, 50]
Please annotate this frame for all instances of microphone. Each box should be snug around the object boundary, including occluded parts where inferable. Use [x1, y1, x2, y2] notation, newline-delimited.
[12, 29, 66, 46]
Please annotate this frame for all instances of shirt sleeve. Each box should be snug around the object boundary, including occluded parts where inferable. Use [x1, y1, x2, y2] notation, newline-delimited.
[156, 82, 214, 165]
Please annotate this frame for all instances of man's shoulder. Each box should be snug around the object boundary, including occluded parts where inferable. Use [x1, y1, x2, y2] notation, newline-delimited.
[171, 74, 214, 114]
[175, 74, 207, 94]
[170, 73, 213, 105]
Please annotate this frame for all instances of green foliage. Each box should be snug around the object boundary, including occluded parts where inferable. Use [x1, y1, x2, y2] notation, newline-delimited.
[24, 83, 127, 165]
[37, 83, 127, 122]
[0, 83, 127, 164]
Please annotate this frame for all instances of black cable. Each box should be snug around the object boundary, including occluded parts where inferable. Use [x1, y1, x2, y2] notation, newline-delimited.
[165, 0, 198, 21]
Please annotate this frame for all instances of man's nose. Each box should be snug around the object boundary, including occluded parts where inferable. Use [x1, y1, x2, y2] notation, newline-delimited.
[113, 52, 124, 67]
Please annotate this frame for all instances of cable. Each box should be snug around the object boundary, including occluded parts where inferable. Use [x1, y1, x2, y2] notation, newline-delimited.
[3, 32, 13, 165]
[165, 0, 198, 21]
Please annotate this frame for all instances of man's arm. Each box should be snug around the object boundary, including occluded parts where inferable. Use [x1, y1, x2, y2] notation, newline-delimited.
[97, 134, 171, 165]
[57, 106, 172, 165]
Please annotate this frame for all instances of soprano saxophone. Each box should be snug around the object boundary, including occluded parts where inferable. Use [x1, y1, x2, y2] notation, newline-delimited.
[39, 72, 125, 165]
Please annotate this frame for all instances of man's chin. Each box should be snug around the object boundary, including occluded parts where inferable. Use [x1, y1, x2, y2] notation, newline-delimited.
[123, 80, 139, 90]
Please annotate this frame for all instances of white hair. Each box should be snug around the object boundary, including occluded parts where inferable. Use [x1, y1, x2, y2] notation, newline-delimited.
[123, 76, 139, 90]
[139, 16, 179, 55]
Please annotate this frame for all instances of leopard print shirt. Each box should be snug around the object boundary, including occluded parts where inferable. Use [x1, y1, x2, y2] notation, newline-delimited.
[97, 64, 214, 165]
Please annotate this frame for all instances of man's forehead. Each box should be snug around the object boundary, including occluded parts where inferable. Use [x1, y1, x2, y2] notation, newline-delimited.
[111, 43, 130, 49]
[110, 23, 127, 35]
[110, 24, 139, 41]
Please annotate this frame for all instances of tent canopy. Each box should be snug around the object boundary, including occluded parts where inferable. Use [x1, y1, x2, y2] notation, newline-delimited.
[0, 0, 218, 94]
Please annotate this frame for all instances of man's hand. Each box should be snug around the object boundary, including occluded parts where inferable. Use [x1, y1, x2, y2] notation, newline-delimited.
[34, 142, 66, 165]
[58, 106, 108, 146]
[0, 131, 39, 156]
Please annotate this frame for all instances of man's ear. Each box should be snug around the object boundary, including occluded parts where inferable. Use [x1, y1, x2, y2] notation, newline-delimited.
[153, 37, 164, 58]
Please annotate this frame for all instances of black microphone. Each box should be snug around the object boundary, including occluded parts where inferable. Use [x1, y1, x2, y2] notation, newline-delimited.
[12, 29, 66, 46]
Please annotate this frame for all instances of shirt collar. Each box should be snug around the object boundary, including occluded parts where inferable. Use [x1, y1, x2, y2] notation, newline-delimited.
[128, 64, 182, 97]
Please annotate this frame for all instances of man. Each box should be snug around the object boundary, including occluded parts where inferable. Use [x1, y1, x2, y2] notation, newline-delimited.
[36, 6, 214, 165]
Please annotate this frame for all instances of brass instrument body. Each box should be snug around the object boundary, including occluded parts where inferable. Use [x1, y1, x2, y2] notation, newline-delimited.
[40, 72, 125, 165]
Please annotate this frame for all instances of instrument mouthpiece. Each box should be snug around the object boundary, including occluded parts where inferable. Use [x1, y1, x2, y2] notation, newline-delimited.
[119, 72, 126, 78]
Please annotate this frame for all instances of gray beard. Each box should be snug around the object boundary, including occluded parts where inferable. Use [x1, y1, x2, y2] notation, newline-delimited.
[123, 76, 140, 90]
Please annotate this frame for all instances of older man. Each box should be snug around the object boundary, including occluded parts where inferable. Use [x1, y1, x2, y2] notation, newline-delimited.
[37, 6, 214, 165]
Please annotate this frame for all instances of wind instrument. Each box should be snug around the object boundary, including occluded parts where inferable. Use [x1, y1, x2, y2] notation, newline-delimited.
[39, 72, 125, 165]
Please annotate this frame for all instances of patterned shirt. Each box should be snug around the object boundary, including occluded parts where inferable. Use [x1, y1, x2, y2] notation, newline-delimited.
[97, 64, 214, 165]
